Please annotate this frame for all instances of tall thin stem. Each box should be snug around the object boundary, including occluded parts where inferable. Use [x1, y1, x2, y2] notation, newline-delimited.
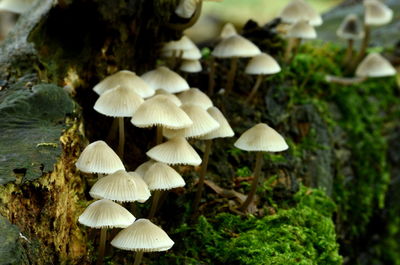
[193, 140, 213, 213]
[225, 57, 238, 93]
[240, 151, 264, 212]
[343, 39, 354, 66]
[133, 251, 144, 265]
[356, 25, 370, 65]
[117, 117, 125, 159]
[208, 56, 216, 95]
[156, 126, 163, 145]
[97, 228, 107, 265]
[246, 74, 264, 103]
[148, 190, 162, 219]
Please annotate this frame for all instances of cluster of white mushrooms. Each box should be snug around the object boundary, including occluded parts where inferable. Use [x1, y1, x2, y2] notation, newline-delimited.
[68, 0, 396, 264]
[73, 18, 293, 263]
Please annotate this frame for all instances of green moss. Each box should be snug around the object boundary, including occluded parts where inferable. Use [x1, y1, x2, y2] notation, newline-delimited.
[158, 187, 342, 265]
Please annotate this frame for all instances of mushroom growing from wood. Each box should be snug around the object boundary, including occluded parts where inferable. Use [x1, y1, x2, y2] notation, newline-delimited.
[78, 199, 135, 265]
[234, 123, 288, 212]
[75, 140, 125, 176]
[212, 33, 261, 93]
[193, 106, 234, 213]
[93, 85, 144, 158]
[244, 53, 281, 102]
[336, 14, 365, 66]
[111, 218, 174, 265]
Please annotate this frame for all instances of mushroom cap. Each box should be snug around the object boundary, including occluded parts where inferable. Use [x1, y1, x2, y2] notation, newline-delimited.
[198, 107, 234, 140]
[146, 137, 202, 166]
[154, 89, 182, 106]
[93, 70, 155, 98]
[78, 199, 135, 229]
[245, 53, 281, 75]
[75, 140, 125, 174]
[111, 219, 174, 252]
[212, 35, 261, 58]
[175, 0, 197, 19]
[179, 59, 203, 73]
[364, 0, 393, 26]
[140, 66, 190, 93]
[336, 14, 365, 40]
[89, 170, 151, 203]
[93, 85, 144, 117]
[177, 88, 213, 109]
[355, 53, 396, 78]
[234, 123, 289, 152]
[219, 22, 238, 39]
[162, 36, 198, 51]
[163, 104, 220, 139]
[280, 0, 323, 26]
[143, 162, 185, 190]
[286, 20, 317, 39]
[134, 160, 157, 177]
[131, 95, 192, 129]
[0, 0, 35, 14]
[162, 47, 202, 60]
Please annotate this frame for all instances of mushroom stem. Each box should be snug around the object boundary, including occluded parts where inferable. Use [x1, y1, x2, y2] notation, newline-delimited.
[156, 126, 163, 145]
[117, 117, 125, 159]
[246, 74, 264, 103]
[226, 57, 238, 93]
[290, 38, 302, 62]
[148, 190, 163, 219]
[284, 38, 294, 62]
[240, 151, 263, 212]
[106, 118, 119, 143]
[208, 56, 216, 95]
[325, 75, 367, 85]
[193, 139, 213, 213]
[133, 251, 144, 265]
[97, 228, 107, 265]
[343, 39, 354, 66]
[356, 24, 371, 65]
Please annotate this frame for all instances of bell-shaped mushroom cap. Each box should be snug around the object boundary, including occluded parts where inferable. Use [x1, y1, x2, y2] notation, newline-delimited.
[93, 85, 144, 117]
[286, 20, 317, 39]
[355, 53, 396, 78]
[364, 0, 393, 26]
[175, 0, 197, 19]
[143, 162, 185, 190]
[198, 107, 234, 140]
[162, 36, 198, 52]
[78, 199, 135, 229]
[146, 137, 202, 166]
[89, 170, 151, 203]
[212, 35, 261, 58]
[134, 160, 157, 177]
[75, 140, 125, 174]
[219, 22, 237, 39]
[140, 66, 190, 93]
[163, 104, 220, 139]
[245, 53, 281, 75]
[180, 59, 203, 73]
[280, 0, 322, 26]
[93, 70, 155, 98]
[336, 14, 365, 40]
[234, 123, 288, 152]
[0, 0, 35, 13]
[111, 219, 174, 252]
[131, 95, 192, 129]
[154, 89, 182, 106]
[177, 88, 213, 109]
